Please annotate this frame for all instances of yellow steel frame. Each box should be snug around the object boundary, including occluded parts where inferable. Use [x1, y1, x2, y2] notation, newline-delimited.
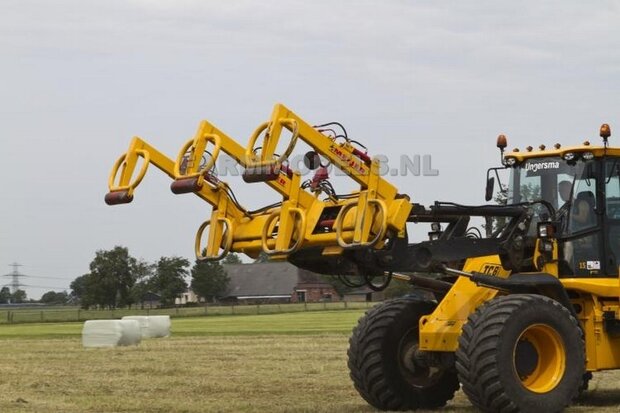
[419, 255, 508, 351]
[107, 103, 411, 261]
[418, 242, 620, 372]
[244, 103, 411, 249]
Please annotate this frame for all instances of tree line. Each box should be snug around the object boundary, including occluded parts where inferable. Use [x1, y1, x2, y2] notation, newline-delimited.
[0, 287, 28, 304]
[38, 247, 412, 309]
[69, 246, 237, 309]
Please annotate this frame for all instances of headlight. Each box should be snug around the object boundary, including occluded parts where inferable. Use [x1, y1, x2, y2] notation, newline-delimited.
[505, 157, 517, 166]
[563, 152, 576, 161]
[537, 223, 556, 238]
[582, 151, 594, 160]
[538, 225, 548, 238]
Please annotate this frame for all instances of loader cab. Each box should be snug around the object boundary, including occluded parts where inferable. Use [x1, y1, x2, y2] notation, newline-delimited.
[506, 150, 620, 277]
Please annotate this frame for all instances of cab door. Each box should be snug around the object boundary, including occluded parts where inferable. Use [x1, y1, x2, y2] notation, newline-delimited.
[559, 160, 603, 276]
[604, 158, 620, 276]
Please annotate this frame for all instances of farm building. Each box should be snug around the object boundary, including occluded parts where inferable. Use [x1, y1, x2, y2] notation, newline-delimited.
[221, 262, 340, 304]
[140, 292, 162, 308]
[176, 289, 202, 305]
[341, 287, 385, 302]
[176, 262, 340, 305]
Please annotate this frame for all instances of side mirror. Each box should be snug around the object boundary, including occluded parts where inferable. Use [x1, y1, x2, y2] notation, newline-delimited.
[485, 176, 495, 201]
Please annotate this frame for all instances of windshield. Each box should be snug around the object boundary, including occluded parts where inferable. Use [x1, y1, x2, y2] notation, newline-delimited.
[508, 157, 597, 234]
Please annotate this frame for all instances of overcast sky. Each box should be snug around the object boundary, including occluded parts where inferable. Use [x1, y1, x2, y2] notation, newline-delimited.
[1, 1, 619, 298]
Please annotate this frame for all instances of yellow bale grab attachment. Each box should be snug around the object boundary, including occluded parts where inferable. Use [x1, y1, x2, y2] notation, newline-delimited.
[106, 103, 412, 262]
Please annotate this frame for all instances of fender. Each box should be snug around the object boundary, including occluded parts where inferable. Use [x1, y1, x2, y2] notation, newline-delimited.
[470, 272, 577, 319]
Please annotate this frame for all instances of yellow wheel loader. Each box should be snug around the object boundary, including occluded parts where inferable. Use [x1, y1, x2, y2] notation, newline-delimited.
[106, 105, 620, 412]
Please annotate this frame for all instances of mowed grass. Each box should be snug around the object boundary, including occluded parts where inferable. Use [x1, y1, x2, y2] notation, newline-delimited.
[0, 310, 366, 339]
[0, 310, 618, 412]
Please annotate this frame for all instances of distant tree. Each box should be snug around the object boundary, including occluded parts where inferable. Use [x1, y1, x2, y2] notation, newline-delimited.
[222, 253, 242, 264]
[70, 274, 97, 308]
[58, 291, 69, 304]
[71, 246, 144, 309]
[40, 291, 69, 305]
[520, 183, 541, 203]
[190, 258, 230, 303]
[484, 184, 509, 237]
[11, 289, 27, 304]
[131, 279, 154, 309]
[40, 291, 56, 304]
[0, 287, 11, 304]
[129, 262, 155, 308]
[151, 257, 189, 307]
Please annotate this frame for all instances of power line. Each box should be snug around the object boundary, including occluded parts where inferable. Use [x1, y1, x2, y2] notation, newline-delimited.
[2, 263, 26, 294]
[1, 282, 68, 290]
[2, 263, 69, 294]
[21, 275, 74, 281]
[20, 284, 68, 290]
[21, 264, 86, 271]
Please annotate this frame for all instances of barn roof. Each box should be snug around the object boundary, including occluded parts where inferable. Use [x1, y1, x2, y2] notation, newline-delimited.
[222, 262, 332, 298]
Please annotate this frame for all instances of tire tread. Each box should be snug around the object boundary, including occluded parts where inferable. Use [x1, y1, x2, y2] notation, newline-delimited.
[455, 294, 585, 413]
[348, 296, 459, 411]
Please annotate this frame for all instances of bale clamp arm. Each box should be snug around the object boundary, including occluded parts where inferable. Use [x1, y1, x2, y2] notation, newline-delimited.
[245, 103, 411, 250]
[105, 134, 245, 261]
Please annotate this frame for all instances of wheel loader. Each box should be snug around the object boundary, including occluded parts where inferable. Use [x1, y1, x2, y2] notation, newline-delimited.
[106, 104, 620, 412]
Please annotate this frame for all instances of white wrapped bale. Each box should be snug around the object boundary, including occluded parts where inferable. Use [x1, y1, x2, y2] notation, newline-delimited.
[122, 315, 171, 338]
[82, 319, 142, 348]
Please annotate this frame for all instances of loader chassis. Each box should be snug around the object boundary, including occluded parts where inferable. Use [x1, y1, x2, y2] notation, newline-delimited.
[107, 106, 620, 412]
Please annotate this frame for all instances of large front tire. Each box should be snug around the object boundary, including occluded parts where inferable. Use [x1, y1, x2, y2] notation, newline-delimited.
[456, 294, 585, 412]
[348, 296, 459, 411]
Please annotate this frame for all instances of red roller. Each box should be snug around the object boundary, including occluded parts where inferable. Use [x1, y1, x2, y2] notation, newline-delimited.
[352, 148, 371, 165]
[104, 190, 133, 205]
[171, 177, 202, 194]
[242, 164, 279, 183]
[318, 219, 335, 229]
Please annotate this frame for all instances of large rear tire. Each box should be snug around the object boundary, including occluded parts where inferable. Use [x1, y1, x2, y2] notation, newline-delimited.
[348, 296, 459, 411]
[456, 294, 585, 412]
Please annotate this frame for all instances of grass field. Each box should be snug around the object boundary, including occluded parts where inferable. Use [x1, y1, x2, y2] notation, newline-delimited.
[0, 310, 618, 412]
[0, 302, 373, 324]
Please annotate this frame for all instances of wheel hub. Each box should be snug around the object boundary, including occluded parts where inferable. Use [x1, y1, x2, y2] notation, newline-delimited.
[401, 341, 420, 375]
[399, 329, 445, 388]
[513, 323, 566, 393]
[515, 339, 538, 379]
